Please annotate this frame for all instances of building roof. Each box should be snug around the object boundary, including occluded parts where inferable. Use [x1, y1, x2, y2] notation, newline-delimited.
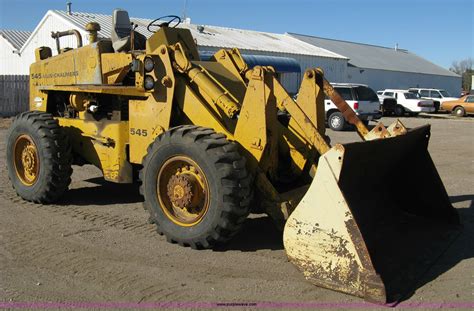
[289, 33, 459, 77]
[0, 29, 32, 50]
[50, 10, 346, 59]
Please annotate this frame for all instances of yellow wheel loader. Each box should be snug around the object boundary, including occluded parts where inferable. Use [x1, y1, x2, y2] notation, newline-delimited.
[6, 10, 460, 303]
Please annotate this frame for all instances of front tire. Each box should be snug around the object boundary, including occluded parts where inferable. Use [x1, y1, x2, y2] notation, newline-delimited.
[140, 126, 252, 249]
[6, 111, 73, 203]
[328, 111, 346, 131]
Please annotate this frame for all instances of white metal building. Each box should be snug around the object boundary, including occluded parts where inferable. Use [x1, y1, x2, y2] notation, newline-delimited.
[290, 33, 462, 96]
[2, 10, 348, 94]
[1, 9, 461, 96]
[0, 30, 31, 75]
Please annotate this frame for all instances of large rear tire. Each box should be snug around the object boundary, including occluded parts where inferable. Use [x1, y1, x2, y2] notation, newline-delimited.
[140, 126, 252, 249]
[6, 111, 73, 203]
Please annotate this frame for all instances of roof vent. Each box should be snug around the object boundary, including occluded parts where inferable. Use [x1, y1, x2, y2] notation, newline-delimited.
[197, 25, 204, 33]
[66, 2, 72, 15]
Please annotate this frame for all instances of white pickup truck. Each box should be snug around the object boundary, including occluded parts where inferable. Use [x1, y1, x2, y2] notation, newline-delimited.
[379, 89, 435, 116]
[408, 88, 459, 112]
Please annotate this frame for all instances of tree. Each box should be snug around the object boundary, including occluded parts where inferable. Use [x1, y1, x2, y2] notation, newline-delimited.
[450, 58, 473, 91]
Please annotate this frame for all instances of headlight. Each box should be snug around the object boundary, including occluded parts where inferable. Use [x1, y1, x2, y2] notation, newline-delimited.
[144, 75, 155, 90]
[144, 57, 154, 72]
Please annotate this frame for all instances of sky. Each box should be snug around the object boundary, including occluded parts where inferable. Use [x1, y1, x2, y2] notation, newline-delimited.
[0, 0, 472, 69]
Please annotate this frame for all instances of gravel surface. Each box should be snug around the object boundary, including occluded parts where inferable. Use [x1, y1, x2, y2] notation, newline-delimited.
[0, 116, 473, 309]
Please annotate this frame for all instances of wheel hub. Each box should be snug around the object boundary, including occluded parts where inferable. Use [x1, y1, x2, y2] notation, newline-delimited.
[167, 174, 194, 208]
[331, 116, 341, 128]
[14, 135, 39, 186]
[157, 157, 209, 226]
[22, 145, 36, 174]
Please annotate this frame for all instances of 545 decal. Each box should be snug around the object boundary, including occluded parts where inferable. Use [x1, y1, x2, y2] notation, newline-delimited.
[130, 128, 148, 137]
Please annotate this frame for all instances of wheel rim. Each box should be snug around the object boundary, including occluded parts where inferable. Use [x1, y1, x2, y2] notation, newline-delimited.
[13, 134, 40, 186]
[455, 108, 463, 116]
[157, 156, 210, 227]
[330, 116, 342, 129]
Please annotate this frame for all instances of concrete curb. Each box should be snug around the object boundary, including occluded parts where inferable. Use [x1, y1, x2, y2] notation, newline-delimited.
[418, 113, 474, 121]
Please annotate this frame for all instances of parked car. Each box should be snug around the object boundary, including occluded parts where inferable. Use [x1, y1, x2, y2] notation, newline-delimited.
[441, 95, 474, 116]
[325, 83, 381, 131]
[380, 89, 435, 116]
[408, 88, 458, 112]
[377, 90, 397, 116]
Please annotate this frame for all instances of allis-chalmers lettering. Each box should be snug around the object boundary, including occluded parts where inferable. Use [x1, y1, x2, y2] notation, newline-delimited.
[31, 71, 79, 79]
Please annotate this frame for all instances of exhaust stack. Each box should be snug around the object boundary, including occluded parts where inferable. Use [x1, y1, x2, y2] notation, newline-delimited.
[66, 2, 72, 15]
[86, 22, 101, 44]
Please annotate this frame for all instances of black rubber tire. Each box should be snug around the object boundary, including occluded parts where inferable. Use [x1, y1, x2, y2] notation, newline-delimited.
[140, 125, 252, 249]
[394, 105, 405, 117]
[328, 111, 346, 131]
[6, 111, 73, 203]
[453, 106, 465, 117]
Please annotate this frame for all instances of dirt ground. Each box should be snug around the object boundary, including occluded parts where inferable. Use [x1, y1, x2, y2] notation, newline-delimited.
[0, 116, 473, 309]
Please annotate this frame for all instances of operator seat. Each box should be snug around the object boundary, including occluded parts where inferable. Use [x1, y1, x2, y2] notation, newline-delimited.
[111, 9, 146, 52]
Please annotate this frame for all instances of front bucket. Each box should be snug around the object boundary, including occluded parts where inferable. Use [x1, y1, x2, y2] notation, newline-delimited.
[283, 124, 460, 303]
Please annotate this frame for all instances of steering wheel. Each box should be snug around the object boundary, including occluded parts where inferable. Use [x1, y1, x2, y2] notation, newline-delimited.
[147, 15, 182, 33]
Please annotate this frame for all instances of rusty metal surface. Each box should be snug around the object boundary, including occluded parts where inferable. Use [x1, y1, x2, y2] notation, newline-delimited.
[363, 122, 391, 140]
[284, 125, 460, 303]
[167, 175, 193, 208]
[284, 146, 387, 302]
[387, 119, 408, 136]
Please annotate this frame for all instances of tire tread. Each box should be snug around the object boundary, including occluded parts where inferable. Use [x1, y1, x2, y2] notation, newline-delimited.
[140, 125, 252, 249]
[6, 111, 73, 203]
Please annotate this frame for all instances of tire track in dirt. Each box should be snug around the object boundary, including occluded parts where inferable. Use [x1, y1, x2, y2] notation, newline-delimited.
[0, 131, 155, 240]
[0, 181, 157, 238]
[1, 207, 190, 302]
[0, 131, 326, 303]
[0, 150, 189, 302]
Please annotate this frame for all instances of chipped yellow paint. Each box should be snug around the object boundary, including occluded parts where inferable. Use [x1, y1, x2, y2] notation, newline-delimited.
[57, 118, 132, 183]
[101, 53, 133, 84]
[129, 47, 175, 164]
[283, 146, 386, 301]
